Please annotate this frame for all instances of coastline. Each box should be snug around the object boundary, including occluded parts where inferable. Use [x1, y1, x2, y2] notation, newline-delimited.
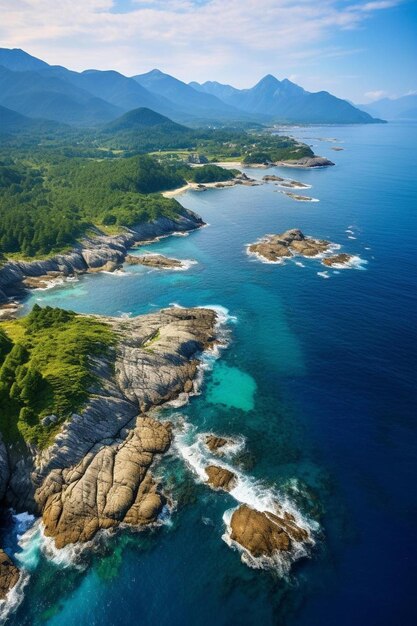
[0, 208, 204, 317]
[162, 175, 259, 198]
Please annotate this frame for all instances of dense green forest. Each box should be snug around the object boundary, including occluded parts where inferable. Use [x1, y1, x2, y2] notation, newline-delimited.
[0, 305, 115, 447]
[0, 114, 313, 258]
[0, 155, 187, 257]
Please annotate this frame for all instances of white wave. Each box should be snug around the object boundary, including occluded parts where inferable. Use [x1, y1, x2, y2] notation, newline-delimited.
[293, 261, 305, 268]
[309, 242, 341, 260]
[317, 271, 330, 279]
[163, 304, 236, 408]
[174, 422, 317, 575]
[276, 181, 312, 190]
[101, 269, 131, 277]
[171, 259, 198, 272]
[118, 311, 133, 318]
[347, 236, 357, 240]
[0, 570, 30, 623]
[197, 432, 246, 459]
[32, 277, 66, 291]
[17, 520, 88, 570]
[327, 255, 368, 271]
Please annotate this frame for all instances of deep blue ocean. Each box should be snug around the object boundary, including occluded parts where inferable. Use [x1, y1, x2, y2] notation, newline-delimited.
[3, 122, 417, 626]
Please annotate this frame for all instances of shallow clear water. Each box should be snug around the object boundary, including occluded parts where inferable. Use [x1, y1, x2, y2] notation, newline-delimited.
[4, 123, 417, 625]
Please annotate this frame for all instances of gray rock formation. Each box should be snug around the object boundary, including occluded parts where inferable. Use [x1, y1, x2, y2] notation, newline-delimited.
[36, 416, 172, 548]
[2, 307, 218, 548]
[248, 229, 330, 262]
[0, 550, 19, 601]
[125, 254, 184, 269]
[277, 156, 335, 168]
[0, 209, 203, 305]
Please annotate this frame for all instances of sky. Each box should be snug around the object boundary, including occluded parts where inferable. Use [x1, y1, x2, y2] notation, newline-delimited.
[0, 0, 416, 103]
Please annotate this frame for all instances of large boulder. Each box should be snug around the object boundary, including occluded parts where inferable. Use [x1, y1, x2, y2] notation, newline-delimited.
[0, 550, 19, 601]
[230, 504, 309, 558]
[205, 465, 237, 492]
[36, 416, 172, 548]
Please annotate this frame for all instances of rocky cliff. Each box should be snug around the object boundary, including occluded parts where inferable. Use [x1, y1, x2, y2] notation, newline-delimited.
[0, 208, 203, 306]
[1, 307, 218, 552]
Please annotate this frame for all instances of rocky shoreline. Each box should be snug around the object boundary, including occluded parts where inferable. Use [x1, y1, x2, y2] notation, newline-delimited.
[0, 306, 218, 598]
[162, 173, 259, 198]
[0, 207, 204, 316]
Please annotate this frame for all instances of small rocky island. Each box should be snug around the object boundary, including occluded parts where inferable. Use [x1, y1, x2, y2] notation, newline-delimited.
[248, 229, 358, 268]
[263, 175, 310, 189]
[125, 254, 188, 269]
[205, 465, 237, 492]
[279, 191, 318, 202]
[248, 229, 331, 262]
[322, 253, 354, 267]
[276, 156, 335, 168]
[229, 505, 309, 558]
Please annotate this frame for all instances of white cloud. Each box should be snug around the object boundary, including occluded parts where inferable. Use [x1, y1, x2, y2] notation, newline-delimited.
[0, 0, 402, 86]
[364, 89, 389, 101]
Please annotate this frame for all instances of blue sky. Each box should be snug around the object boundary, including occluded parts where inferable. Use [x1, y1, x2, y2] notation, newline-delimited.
[1, 0, 416, 102]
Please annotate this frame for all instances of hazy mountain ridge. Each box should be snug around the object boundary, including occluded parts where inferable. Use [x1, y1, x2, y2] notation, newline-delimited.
[357, 94, 417, 120]
[192, 74, 381, 124]
[0, 47, 383, 127]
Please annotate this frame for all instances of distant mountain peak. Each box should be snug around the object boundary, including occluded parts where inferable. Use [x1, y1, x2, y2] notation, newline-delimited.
[0, 47, 50, 72]
[256, 74, 280, 87]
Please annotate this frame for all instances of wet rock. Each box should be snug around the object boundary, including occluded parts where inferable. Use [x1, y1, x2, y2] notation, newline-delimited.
[230, 504, 309, 558]
[0, 209, 204, 307]
[277, 156, 335, 168]
[322, 253, 353, 267]
[0, 550, 19, 600]
[248, 229, 330, 262]
[126, 254, 184, 269]
[36, 416, 172, 548]
[263, 175, 285, 182]
[205, 465, 237, 492]
[205, 435, 229, 453]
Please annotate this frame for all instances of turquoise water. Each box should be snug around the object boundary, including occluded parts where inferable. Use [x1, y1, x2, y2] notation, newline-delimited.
[3, 123, 417, 625]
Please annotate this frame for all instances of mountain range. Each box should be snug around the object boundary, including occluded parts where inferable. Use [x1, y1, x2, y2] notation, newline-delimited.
[357, 94, 417, 120]
[0, 47, 383, 129]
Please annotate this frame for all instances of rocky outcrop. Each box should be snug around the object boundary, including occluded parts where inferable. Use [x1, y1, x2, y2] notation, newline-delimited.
[205, 465, 237, 492]
[263, 175, 309, 189]
[277, 156, 335, 168]
[3, 307, 218, 548]
[36, 416, 171, 548]
[125, 254, 184, 269]
[0, 550, 19, 601]
[0, 208, 203, 305]
[322, 253, 353, 267]
[263, 175, 285, 182]
[279, 192, 315, 201]
[229, 505, 308, 558]
[248, 229, 330, 262]
[205, 435, 229, 453]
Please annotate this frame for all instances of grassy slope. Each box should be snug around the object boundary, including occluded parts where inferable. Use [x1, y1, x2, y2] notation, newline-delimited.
[0, 305, 115, 448]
